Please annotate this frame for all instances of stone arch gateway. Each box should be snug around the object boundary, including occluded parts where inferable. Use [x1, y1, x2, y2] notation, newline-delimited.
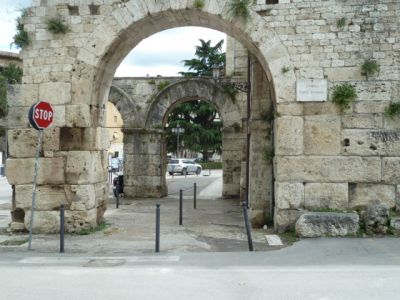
[6, 0, 398, 234]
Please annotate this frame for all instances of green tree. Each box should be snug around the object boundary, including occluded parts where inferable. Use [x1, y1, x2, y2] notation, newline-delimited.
[179, 39, 225, 77]
[166, 101, 222, 162]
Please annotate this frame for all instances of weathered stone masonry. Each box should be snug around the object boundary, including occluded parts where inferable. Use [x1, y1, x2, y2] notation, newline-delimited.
[4, 0, 399, 233]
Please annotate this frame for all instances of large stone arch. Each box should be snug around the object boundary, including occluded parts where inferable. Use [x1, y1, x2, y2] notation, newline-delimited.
[8, 0, 293, 233]
[145, 79, 242, 128]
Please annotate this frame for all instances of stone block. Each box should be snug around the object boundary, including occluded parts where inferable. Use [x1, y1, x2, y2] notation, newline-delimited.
[302, 103, 340, 115]
[382, 158, 400, 184]
[7, 106, 30, 129]
[342, 114, 382, 129]
[349, 184, 396, 209]
[250, 209, 265, 228]
[43, 127, 60, 152]
[354, 101, 388, 114]
[390, 217, 400, 235]
[384, 116, 400, 130]
[7, 84, 39, 107]
[8, 129, 38, 158]
[60, 127, 109, 151]
[274, 208, 304, 233]
[363, 204, 390, 235]
[65, 208, 98, 233]
[6, 157, 65, 185]
[15, 185, 68, 210]
[66, 185, 96, 211]
[66, 151, 104, 184]
[276, 156, 381, 183]
[304, 183, 348, 210]
[304, 115, 341, 155]
[39, 82, 71, 105]
[324, 67, 364, 81]
[342, 129, 400, 156]
[275, 116, 303, 155]
[275, 182, 304, 209]
[65, 105, 92, 127]
[295, 212, 359, 237]
[276, 103, 303, 116]
[24, 210, 60, 234]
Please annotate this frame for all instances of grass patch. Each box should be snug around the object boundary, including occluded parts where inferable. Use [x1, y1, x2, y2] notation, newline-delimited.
[336, 17, 346, 29]
[281, 66, 290, 74]
[0, 238, 29, 246]
[279, 230, 298, 245]
[361, 59, 379, 78]
[78, 222, 108, 235]
[228, 0, 251, 21]
[200, 162, 223, 169]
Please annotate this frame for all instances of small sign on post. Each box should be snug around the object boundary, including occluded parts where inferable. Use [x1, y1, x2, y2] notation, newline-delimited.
[27, 101, 54, 251]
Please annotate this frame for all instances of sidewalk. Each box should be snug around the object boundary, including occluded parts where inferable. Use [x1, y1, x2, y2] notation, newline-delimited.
[0, 194, 280, 255]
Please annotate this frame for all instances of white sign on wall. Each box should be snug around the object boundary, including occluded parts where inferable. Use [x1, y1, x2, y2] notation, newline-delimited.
[296, 79, 328, 102]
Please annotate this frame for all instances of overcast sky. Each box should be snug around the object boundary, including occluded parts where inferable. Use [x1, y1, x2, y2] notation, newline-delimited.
[0, 1, 226, 77]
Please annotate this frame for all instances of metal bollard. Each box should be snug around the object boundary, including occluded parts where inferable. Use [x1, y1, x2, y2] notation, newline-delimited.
[242, 201, 254, 251]
[60, 204, 65, 253]
[155, 204, 160, 253]
[193, 183, 197, 209]
[116, 191, 119, 209]
[179, 189, 183, 225]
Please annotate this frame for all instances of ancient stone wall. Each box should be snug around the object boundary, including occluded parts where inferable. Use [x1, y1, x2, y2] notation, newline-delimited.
[5, 0, 399, 233]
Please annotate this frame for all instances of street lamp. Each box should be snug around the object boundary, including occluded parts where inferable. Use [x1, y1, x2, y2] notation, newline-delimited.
[171, 124, 185, 157]
[212, 63, 222, 80]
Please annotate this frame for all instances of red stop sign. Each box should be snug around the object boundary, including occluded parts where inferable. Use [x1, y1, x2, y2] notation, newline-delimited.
[28, 101, 54, 130]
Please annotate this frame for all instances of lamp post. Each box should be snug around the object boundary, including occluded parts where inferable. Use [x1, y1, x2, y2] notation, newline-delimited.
[171, 124, 185, 157]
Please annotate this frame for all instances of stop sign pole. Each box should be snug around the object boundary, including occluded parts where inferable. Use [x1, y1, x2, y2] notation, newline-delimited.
[27, 101, 54, 251]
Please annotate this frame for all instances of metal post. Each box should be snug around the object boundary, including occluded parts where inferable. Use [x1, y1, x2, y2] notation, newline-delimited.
[60, 204, 65, 253]
[194, 183, 197, 209]
[28, 130, 43, 251]
[116, 190, 119, 208]
[177, 133, 180, 157]
[242, 201, 254, 251]
[245, 54, 253, 209]
[179, 189, 183, 225]
[155, 204, 160, 253]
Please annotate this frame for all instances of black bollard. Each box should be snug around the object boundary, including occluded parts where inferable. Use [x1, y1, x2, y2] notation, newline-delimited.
[155, 204, 160, 253]
[242, 201, 254, 251]
[193, 183, 197, 209]
[60, 204, 65, 253]
[179, 189, 183, 225]
[116, 191, 119, 209]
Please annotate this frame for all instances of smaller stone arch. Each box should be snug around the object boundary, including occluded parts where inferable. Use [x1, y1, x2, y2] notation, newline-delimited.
[108, 84, 140, 126]
[145, 78, 242, 129]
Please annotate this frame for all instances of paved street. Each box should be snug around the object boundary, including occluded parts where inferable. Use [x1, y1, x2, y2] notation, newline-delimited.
[0, 238, 399, 299]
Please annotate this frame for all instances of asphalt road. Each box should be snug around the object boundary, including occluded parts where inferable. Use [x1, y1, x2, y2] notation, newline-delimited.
[0, 238, 400, 299]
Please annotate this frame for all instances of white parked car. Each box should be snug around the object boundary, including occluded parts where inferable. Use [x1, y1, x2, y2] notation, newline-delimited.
[167, 159, 202, 176]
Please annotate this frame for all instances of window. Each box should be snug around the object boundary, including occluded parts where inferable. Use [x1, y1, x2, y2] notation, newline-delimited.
[114, 115, 118, 122]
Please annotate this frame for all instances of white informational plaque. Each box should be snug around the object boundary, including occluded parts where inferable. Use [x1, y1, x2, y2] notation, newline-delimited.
[296, 79, 328, 102]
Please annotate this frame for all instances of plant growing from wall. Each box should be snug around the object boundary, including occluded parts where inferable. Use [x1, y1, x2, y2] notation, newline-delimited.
[194, 0, 205, 9]
[148, 79, 156, 85]
[336, 17, 347, 30]
[157, 80, 170, 91]
[281, 66, 290, 74]
[331, 83, 357, 113]
[47, 17, 69, 34]
[262, 147, 274, 164]
[11, 8, 31, 49]
[384, 102, 400, 119]
[0, 76, 8, 118]
[227, 0, 251, 21]
[222, 83, 238, 102]
[361, 59, 380, 79]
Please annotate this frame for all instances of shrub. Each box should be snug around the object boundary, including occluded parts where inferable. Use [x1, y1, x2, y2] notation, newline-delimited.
[227, 0, 251, 21]
[194, 0, 205, 9]
[331, 83, 357, 112]
[384, 102, 400, 119]
[47, 17, 69, 34]
[0, 76, 8, 118]
[157, 81, 170, 91]
[336, 17, 346, 29]
[361, 59, 380, 78]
